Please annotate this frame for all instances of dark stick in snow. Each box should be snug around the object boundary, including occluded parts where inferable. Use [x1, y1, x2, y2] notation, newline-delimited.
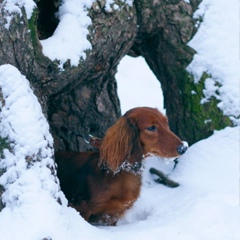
[149, 168, 180, 188]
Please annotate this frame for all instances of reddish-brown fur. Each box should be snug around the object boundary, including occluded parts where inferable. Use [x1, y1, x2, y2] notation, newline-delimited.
[55, 107, 186, 225]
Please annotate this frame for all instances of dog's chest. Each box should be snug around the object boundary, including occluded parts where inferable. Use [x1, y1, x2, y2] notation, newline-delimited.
[109, 172, 142, 201]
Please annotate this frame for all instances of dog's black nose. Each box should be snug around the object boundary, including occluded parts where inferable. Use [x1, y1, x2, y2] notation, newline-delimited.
[177, 141, 188, 155]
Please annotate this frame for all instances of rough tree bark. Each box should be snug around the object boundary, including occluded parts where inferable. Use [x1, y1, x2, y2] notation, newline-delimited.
[0, 0, 137, 152]
[131, 0, 231, 144]
[0, 0, 232, 154]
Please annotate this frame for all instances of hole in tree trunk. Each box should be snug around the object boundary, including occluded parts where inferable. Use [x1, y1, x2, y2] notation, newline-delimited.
[116, 56, 164, 115]
[36, 0, 60, 40]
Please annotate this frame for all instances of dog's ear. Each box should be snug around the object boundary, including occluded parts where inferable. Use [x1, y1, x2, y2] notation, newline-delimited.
[99, 116, 142, 173]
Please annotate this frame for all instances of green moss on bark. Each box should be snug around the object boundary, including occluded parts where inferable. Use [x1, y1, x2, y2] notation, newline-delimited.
[180, 71, 232, 143]
[28, 7, 52, 67]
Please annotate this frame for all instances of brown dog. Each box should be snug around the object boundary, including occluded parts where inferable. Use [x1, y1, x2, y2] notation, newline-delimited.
[55, 107, 188, 225]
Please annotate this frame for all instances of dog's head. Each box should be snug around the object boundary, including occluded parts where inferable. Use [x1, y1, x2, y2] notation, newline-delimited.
[100, 107, 188, 173]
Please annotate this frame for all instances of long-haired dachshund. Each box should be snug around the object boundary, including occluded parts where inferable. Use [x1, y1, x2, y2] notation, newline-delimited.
[55, 107, 188, 225]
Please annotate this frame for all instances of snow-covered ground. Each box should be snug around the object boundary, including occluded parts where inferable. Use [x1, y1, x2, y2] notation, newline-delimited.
[0, 0, 239, 240]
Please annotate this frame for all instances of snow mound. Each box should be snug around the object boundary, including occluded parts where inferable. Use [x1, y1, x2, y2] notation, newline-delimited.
[0, 64, 101, 239]
[0, 64, 61, 205]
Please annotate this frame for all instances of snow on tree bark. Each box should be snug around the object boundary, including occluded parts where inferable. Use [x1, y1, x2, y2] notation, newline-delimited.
[0, 64, 65, 211]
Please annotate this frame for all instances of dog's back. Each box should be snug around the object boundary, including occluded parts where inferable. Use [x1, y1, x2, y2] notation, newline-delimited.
[55, 151, 100, 204]
[55, 151, 141, 225]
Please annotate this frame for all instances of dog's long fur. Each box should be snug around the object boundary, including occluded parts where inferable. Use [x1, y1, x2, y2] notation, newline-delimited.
[55, 107, 187, 225]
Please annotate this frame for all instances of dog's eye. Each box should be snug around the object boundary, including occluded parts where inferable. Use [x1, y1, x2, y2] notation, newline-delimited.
[147, 125, 157, 132]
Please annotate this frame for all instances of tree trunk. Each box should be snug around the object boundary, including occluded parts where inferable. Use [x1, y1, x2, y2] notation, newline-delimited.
[0, 0, 137, 152]
[130, 0, 231, 144]
[0, 0, 232, 152]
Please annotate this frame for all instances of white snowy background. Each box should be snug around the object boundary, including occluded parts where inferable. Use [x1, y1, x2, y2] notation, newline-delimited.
[0, 0, 239, 239]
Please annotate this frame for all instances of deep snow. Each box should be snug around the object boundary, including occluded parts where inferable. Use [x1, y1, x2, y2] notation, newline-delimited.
[0, 64, 239, 240]
[0, 0, 240, 239]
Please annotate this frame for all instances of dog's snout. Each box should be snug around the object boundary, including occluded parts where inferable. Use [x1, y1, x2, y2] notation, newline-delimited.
[177, 141, 188, 155]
